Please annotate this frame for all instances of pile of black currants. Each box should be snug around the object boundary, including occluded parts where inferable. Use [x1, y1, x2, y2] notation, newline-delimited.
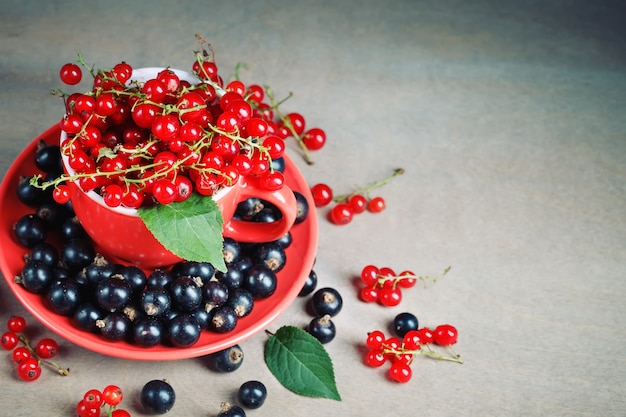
[11, 140, 311, 348]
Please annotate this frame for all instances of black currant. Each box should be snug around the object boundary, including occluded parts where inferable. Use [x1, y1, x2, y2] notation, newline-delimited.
[96, 312, 131, 341]
[217, 403, 246, 417]
[251, 205, 281, 223]
[170, 260, 215, 285]
[293, 191, 309, 224]
[227, 288, 254, 318]
[140, 379, 176, 415]
[244, 264, 277, 299]
[216, 262, 245, 290]
[96, 276, 132, 312]
[251, 242, 286, 272]
[44, 278, 82, 316]
[85, 254, 119, 288]
[140, 287, 172, 317]
[310, 287, 343, 317]
[117, 265, 147, 295]
[167, 313, 201, 347]
[208, 305, 237, 333]
[27, 242, 59, 267]
[169, 276, 203, 312]
[207, 344, 244, 372]
[298, 269, 318, 297]
[235, 197, 264, 218]
[61, 238, 95, 271]
[73, 302, 104, 333]
[307, 315, 336, 344]
[16, 175, 52, 207]
[238, 380, 267, 409]
[18, 259, 55, 294]
[34, 141, 63, 175]
[273, 231, 292, 249]
[393, 312, 419, 338]
[59, 216, 88, 241]
[191, 307, 211, 330]
[222, 237, 242, 264]
[133, 317, 164, 347]
[147, 269, 174, 289]
[202, 279, 229, 308]
[13, 213, 47, 248]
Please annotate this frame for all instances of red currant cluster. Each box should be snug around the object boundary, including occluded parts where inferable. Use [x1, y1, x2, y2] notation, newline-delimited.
[363, 325, 462, 383]
[43, 38, 326, 207]
[358, 265, 450, 307]
[310, 168, 404, 225]
[0, 315, 69, 381]
[76, 385, 130, 417]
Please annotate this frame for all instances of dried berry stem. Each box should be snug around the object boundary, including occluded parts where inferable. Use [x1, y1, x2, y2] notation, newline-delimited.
[334, 168, 405, 203]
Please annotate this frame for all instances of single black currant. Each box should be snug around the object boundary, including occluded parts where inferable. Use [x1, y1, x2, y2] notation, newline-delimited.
[251, 205, 282, 223]
[222, 237, 242, 264]
[244, 264, 277, 299]
[293, 191, 309, 224]
[298, 269, 318, 297]
[16, 175, 52, 207]
[59, 216, 88, 241]
[96, 311, 131, 341]
[310, 287, 343, 317]
[171, 260, 215, 284]
[167, 313, 201, 347]
[140, 379, 176, 414]
[307, 314, 336, 344]
[251, 242, 286, 272]
[393, 312, 419, 338]
[140, 287, 172, 317]
[146, 269, 174, 289]
[27, 242, 59, 267]
[85, 254, 119, 288]
[217, 403, 246, 417]
[73, 302, 104, 333]
[170, 276, 203, 312]
[238, 380, 267, 409]
[133, 316, 164, 347]
[273, 231, 292, 249]
[17, 259, 55, 294]
[207, 344, 244, 372]
[235, 197, 264, 218]
[118, 265, 147, 295]
[202, 279, 229, 308]
[208, 304, 237, 333]
[34, 141, 63, 174]
[227, 288, 254, 318]
[61, 238, 95, 271]
[191, 307, 211, 330]
[44, 278, 82, 316]
[96, 275, 133, 312]
[13, 213, 47, 248]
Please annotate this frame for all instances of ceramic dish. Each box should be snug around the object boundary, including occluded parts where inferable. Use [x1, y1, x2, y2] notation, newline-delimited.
[0, 124, 318, 360]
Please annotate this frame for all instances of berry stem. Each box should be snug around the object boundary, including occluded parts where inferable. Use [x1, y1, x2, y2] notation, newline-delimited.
[383, 343, 463, 364]
[263, 87, 315, 165]
[17, 334, 70, 376]
[376, 266, 450, 289]
[334, 168, 405, 203]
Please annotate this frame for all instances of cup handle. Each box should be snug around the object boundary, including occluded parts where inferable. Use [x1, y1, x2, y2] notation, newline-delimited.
[223, 176, 297, 243]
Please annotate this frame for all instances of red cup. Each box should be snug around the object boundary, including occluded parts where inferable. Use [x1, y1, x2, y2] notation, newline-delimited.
[61, 68, 297, 269]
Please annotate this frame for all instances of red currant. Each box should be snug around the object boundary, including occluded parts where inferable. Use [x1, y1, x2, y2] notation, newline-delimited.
[1, 331, 19, 350]
[310, 183, 333, 207]
[76, 400, 101, 417]
[17, 357, 42, 382]
[82, 389, 104, 409]
[348, 194, 367, 213]
[102, 385, 124, 406]
[378, 286, 402, 307]
[397, 270, 417, 288]
[367, 196, 386, 213]
[151, 114, 180, 142]
[286, 112, 306, 135]
[302, 127, 326, 150]
[35, 337, 59, 359]
[365, 330, 385, 350]
[152, 178, 178, 205]
[329, 203, 353, 225]
[388, 361, 412, 383]
[103, 184, 124, 208]
[359, 285, 379, 303]
[360, 265, 380, 286]
[7, 316, 27, 333]
[364, 349, 386, 368]
[59, 63, 82, 85]
[262, 136, 285, 160]
[434, 324, 458, 346]
[259, 171, 285, 191]
[402, 330, 423, 350]
[417, 328, 435, 344]
[111, 410, 132, 417]
[12, 346, 31, 364]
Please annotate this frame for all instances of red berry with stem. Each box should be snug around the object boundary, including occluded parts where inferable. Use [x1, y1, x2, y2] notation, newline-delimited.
[59, 63, 82, 85]
[17, 357, 42, 382]
[378, 286, 402, 307]
[302, 127, 326, 150]
[360, 265, 380, 286]
[82, 389, 104, 409]
[364, 349, 387, 368]
[397, 270, 417, 288]
[310, 183, 333, 207]
[102, 384, 124, 406]
[365, 330, 386, 350]
[403, 330, 423, 350]
[152, 178, 178, 205]
[418, 328, 435, 344]
[7, 316, 27, 333]
[434, 324, 458, 346]
[76, 400, 100, 417]
[348, 194, 367, 214]
[12, 346, 32, 364]
[368, 196, 386, 213]
[52, 184, 71, 204]
[359, 285, 379, 303]
[1, 331, 19, 350]
[286, 112, 306, 135]
[329, 203, 353, 225]
[35, 337, 59, 359]
[111, 410, 132, 417]
[388, 361, 412, 383]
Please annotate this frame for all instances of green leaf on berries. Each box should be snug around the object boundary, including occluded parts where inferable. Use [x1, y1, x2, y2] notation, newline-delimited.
[265, 325, 341, 401]
[138, 193, 227, 271]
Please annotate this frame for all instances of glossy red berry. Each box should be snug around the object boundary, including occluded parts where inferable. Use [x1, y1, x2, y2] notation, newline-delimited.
[102, 384, 124, 406]
[348, 194, 367, 214]
[17, 357, 42, 382]
[12, 346, 32, 364]
[310, 183, 333, 207]
[364, 349, 386, 368]
[359, 285, 379, 303]
[360, 265, 380, 286]
[329, 203, 353, 225]
[388, 361, 412, 383]
[52, 184, 71, 205]
[7, 316, 27, 333]
[417, 328, 435, 344]
[76, 400, 100, 417]
[397, 270, 417, 288]
[302, 127, 326, 150]
[82, 389, 104, 409]
[434, 324, 458, 346]
[1, 331, 19, 350]
[286, 112, 306, 135]
[59, 63, 82, 85]
[367, 196, 386, 213]
[378, 286, 402, 307]
[35, 337, 59, 359]
[365, 330, 385, 350]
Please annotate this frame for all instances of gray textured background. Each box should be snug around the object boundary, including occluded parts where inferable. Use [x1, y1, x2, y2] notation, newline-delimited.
[1, 1, 625, 416]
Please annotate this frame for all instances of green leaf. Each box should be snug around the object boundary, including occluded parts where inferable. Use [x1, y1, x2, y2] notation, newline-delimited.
[265, 326, 341, 401]
[138, 193, 227, 271]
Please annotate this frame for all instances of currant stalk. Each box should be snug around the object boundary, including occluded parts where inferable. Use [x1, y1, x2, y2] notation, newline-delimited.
[375, 266, 451, 289]
[17, 334, 70, 376]
[334, 168, 405, 203]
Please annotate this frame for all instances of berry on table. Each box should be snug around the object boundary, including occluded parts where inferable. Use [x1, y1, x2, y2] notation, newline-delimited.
[393, 312, 419, 338]
[207, 344, 244, 372]
[310, 183, 333, 207]
[238, 380, 267, 409]
[307, 315, 336, 344]
[310, 287, 343, 317]
[140, 379, 176, 414]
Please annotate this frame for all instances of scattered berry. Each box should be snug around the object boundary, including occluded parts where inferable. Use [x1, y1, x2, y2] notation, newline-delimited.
[207, 344, 244, 372]
[307, 315, 336, 344]
[140, 379, 176, 414]
[238, 380, 267, 409]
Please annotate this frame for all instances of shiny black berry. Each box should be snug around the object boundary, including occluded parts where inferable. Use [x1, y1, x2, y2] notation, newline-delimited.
[222, 237, 242, 264]
[227, 288, 254, 318]
[73, 302, 104, 333]
[97, 312, 131, 341]
[273, 231, 292, 249]
[251, 242, 286, 272]
[170, 276, 203, 312]
[207, 344, 244, 372]
[85, 254, 119, 288]
[202, 279, 229, 308]
[298, 269, 318, 297]
[96, 276, 132, 312]
[16, 175, 52, 207]
[34, 141, 63, 175]
[393, 312, 419, 338]
[293, 191, 309, 224]
[27, 242, 59, 267]
[217, 404, 246, 417]
[61, 238, 95, 271]
[13, 213, 47, 248]
[140, 287, 172, 317]
[133, 317, 164, 347]
[251, 205, 281, 223]
[244, 265, 277, 299]
[140, 379, 176, 414]
[236, 197, 264, 218]
[59, 216, 88, 241]
[307, 315, 336, 344]
[310, 287, 343, 317]
[18, 259, 55, 294]
[117, 265, 147, 295]
[146, 269, 174, 289]
[167, 314, 201, 347]
[271, 156, 285, 173]
[238, 380, 267, 409]
[44, 278, 81, 316]
[208, 305, 237, 333]
[170, 261, 215, 285]
[216, 262, 245, 290]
